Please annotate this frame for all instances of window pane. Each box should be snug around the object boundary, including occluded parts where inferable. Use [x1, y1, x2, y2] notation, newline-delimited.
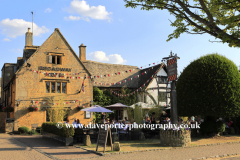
[51, 82, 55, 93]
[57, 56, 61, 64]
[57, 82, 61, 93]
[159, 92, 167, 101]
[62, 82, 66, 93]
[46, 82, 50, 93]
[159, 77, 168, 84]
[52, 56, 56, 64]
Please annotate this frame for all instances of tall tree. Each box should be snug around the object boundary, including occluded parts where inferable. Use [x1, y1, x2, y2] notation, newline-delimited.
[124, 0, 240, 47]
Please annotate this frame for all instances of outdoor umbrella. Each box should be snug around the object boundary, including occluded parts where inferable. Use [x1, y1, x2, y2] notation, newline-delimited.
[105, 103, 130, 120]
[130, 102, 154, 109]
[105, 103, 129, 110]
[80, 105, 113, 113]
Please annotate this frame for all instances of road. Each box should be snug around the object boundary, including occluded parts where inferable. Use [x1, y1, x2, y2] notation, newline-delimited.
[1, 134, 240, 160]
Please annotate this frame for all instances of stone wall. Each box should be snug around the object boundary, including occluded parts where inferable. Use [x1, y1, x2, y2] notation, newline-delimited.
[5, 118, 14, 133]
[5, 28, 93, 131]
[160, 129, 191, 147]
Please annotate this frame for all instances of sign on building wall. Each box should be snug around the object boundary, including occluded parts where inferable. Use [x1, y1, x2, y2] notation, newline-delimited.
[38, 66, 72, 72]
[167, 58, 177, 81]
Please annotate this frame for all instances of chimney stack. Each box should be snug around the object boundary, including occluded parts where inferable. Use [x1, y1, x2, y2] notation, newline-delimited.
[79, 43, 86, 61]
[25, 28, 33, 46]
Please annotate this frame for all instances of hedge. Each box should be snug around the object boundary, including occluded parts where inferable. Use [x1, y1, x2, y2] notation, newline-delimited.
[200, 120, 226, 134]
[18, 126, 29, 134]
[41, 122, 75, 137]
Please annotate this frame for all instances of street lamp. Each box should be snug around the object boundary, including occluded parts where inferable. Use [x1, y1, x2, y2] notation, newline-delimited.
[90, 100, 94, 107]
[16, 98, 20, 107]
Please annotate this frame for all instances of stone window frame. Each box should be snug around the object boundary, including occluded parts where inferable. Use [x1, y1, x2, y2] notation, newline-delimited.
[45, 81, 67, 94]
[48, 53, 64, 65]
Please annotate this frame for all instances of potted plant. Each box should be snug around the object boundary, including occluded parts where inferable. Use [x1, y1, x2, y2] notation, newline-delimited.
[2, 106, 14, 112]
[77, 105, 85, 110]
[28, 105, 38, 112]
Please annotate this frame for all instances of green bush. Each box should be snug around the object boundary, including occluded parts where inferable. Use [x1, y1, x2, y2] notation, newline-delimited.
[177, 53, 240, 117]
[18, 126, 29, 134]
[200, 120, 225, 134]
[59, 124, 75, 137]
[36, 127, 42, 133]
[28, 130, 38, 135]
[216, 121, 226, 133]
[42, 122, 75, 137]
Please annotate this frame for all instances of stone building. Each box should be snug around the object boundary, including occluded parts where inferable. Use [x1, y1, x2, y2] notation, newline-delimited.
[1, 28, 93, 131]
[0, 78, 1, 102]
[1, 27, 170, 131]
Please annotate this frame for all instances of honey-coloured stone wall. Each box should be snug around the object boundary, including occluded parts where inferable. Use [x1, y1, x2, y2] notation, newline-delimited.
[11, 28, 93, 131]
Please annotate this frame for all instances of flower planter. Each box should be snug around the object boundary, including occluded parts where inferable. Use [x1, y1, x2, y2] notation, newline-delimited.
[42, 132, 73, 146]
[160, 129, 191, 147]
[2, 106, 14, 112]
[28, 105, 38, 112]
[65, 137, 74, 146]
[77, 105, 86, 111]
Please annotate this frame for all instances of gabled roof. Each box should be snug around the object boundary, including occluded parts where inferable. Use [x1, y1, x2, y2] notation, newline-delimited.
[16, 28, 92, 77]
[138, 64, 164, 88]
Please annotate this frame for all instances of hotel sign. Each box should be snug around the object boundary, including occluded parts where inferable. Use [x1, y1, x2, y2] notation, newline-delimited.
[167, 58, 177, 81]
[38, 66, 72, 72]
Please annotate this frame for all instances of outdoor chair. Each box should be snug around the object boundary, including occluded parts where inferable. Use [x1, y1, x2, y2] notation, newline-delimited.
[111, 128, 118, 134]
[89, 129, 98, 143]
[118, 126, 130, 141]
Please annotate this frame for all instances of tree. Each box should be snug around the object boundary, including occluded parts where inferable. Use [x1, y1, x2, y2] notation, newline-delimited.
[176, 53, 240, 118]
[124, 0, 240, 47]
[45, 96, 68, 123]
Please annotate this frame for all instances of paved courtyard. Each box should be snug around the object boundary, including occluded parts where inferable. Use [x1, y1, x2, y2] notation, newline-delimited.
[1, 133, 240, 160]
[0, 134, 98, 160]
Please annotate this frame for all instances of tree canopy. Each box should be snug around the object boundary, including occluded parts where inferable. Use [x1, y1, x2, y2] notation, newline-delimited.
[124, 0, 240, 47]
[176, 53, 240, 117]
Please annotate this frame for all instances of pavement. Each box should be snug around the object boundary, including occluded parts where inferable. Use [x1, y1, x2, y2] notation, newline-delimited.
[88, 143, 240, 160]
[1, 133, 240, 160]
[0, 134, 98, 160]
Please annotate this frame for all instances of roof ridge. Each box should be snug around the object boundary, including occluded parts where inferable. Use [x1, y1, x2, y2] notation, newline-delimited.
[84, 60, 139, 68]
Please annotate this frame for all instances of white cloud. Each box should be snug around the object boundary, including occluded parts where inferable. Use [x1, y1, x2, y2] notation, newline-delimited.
[45, 8, 52, 13]
[64, 15, 90, 22]
[108, 54, 127, 64]
[3, 38, 10, 41]
[88, 51, 127, 64]
[0, 18, 49, 38]
[65, 0, 112, 22]
[11, 48, 22, 53]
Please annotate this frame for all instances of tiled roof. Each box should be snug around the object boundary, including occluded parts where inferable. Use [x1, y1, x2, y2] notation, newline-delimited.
[23, 49, 36, 59]
[17, 57, 24, 69]
[138, 64, 163, 88]
[83, 60, 140, 88]
[83, 60, 165, 89]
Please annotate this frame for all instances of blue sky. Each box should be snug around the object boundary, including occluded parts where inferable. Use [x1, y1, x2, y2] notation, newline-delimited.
[0, 0, 240, 76]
